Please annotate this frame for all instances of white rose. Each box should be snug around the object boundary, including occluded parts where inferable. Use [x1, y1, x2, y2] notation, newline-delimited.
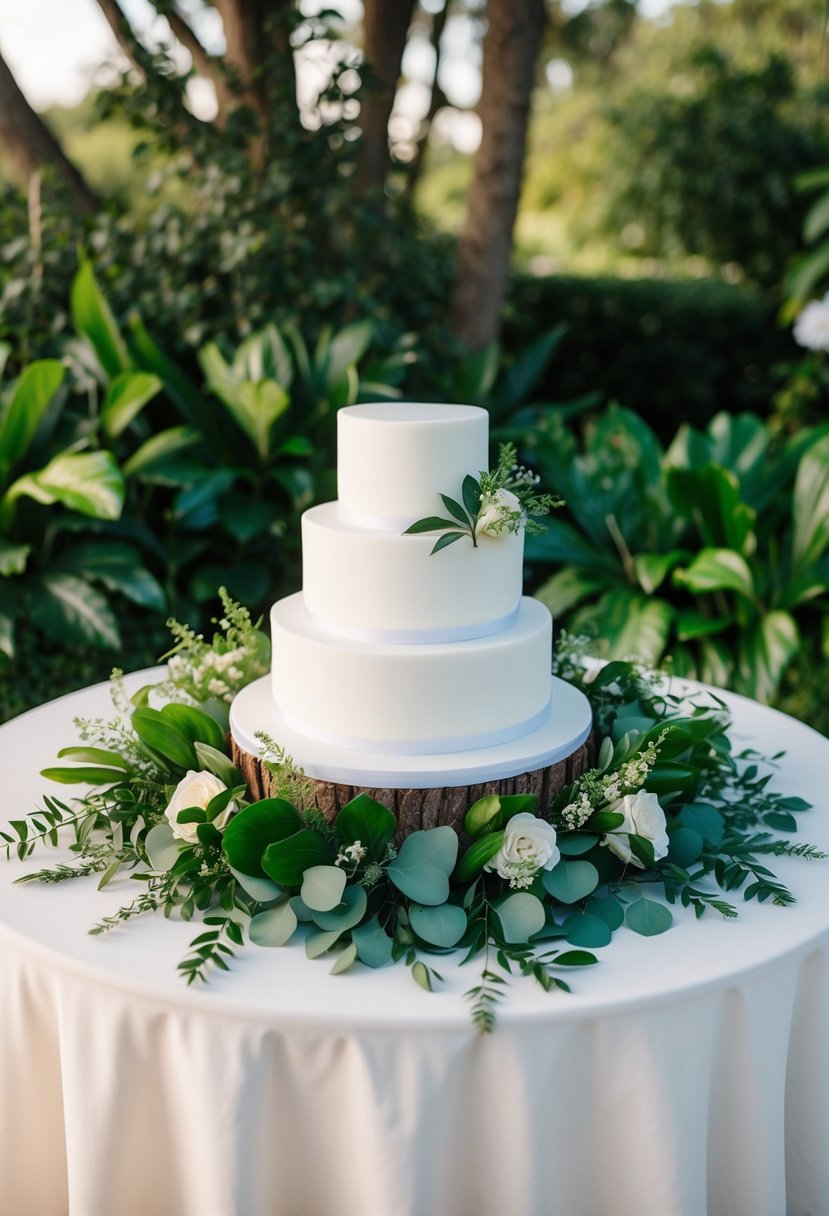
[793, 294, 829, 352]
[603, 790, 669, 868]
[164, 770, 235, 844]
[485, 812, 560, 888]
[477, 488, 522, 537]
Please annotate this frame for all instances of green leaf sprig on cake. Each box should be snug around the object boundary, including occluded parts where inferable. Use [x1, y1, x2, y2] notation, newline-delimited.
[2, 601, 825, 1030]
[403, 441, 563, 554]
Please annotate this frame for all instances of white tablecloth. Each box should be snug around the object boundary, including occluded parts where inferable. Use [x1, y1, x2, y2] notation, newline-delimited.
[0, 674, 827, 1216]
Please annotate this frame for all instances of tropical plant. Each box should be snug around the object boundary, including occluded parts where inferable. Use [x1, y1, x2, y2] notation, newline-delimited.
[525, 407, 829, 702]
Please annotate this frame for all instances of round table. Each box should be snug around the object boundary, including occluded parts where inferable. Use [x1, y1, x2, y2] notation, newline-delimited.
[0, 673, 827, 1216]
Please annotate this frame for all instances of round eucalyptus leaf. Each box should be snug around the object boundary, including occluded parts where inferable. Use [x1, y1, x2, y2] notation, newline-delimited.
[557, 833, 600, 857]
[387, 828, 458, 905]
[678, 802, 725, 847]
[249, 901, 297, 947]
[542, 859, 600, 904]
[301, 864, 347, 912]
[311, 883, 368, 931]
[289, 894, 314, 922]
[305, 928, 343, 959]
[563, 912, 613, 948]
[229, 865, 281, 903]
[352, 917, 394, 968]
[145, 821, 183, 872]
[667, 827, 705, 867]
[330, 941, 358, 975]
[625, 898, 673, 937]
[495, 892, 546, 944]
[410, 902, 468, 948]
[585, 894, 625, 930]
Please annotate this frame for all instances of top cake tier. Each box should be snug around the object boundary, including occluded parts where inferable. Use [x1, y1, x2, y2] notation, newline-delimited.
[337, 402, 489, 529]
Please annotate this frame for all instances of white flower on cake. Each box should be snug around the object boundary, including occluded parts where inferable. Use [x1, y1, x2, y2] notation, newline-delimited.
[793, 294, 829, 352]
[476, 488, 523, 537]
[602, 791, 669, 868]
[485, 812, 560, 889]
[164, 770, 235, 843]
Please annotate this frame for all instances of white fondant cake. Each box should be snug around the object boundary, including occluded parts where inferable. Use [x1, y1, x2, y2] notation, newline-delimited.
[230, 402, 592, 788]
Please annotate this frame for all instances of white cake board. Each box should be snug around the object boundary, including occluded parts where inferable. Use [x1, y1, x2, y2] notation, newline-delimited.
[230, 676, 592, 790]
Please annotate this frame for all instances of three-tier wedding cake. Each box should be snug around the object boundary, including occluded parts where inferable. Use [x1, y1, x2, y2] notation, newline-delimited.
[230, 403, 591, 824]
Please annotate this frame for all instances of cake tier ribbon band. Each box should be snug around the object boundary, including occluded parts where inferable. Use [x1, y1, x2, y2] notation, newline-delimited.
[271, 697, 554, 756]
[302, 604, 521, 645]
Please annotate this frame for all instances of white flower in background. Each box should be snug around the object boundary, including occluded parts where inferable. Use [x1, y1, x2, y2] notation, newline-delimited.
[602, 790, 669, 868]
[164, 770, 235, 844]
[477, 488, 523, 536]
[793, 294, 829, 352]
[485, 812, 560, 889]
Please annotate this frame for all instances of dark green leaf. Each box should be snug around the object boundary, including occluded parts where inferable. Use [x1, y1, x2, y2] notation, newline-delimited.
[263, 830, 335, 886]
[431, 531, 466, 555]
[462, 475, 482, 519]
[222, 798, 303, 878]
[132, 707, 198, 770]
[625, 898, 673, 937]
[440, 494, 471, 527]
[334, 793, 396, 859]
[542, 860, 600, 904]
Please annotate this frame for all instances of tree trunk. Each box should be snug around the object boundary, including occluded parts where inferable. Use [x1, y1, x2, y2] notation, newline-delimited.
[406, 0, 451, 199]
[451, 0, 545, 351]
[356, 0, 417, 196]
[213, 0, 298, 123]
[0, 50, 99, 214]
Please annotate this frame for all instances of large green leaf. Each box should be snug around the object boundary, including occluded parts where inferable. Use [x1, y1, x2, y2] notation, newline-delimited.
[524, 518, 615, 567]
[0, 540, 31, 576]
[233, 325, 293, 387]
[625, 898, 673, 937]
[131, 706, 198, 770]
[352, 918, 394, 968]
[0, 360, 65, 480]
[735, 611, 801, 703]
[101, 372, 163, 438]
[6, 450, 124, 522]
[410, 902, 467, 948]
[122, 425, 200, 478]
[496, 326, 565, 413]
[387, 827, 458, 905]
[28, 573, 120, 648]
[263, 830, 335, 886]
[495, 892, 546, 944]
[56, 541, 165, 611]
[542, 860, 600, 904]
[326, 319, 375, 383]
[310, 884, 367, 931]
[792, 433, 829, 574]
[673, 549, 756, 600]
[71, 260, 131, 378]
[222, 798, 303, 878]
[250, 902, 298, 947]
[667, 465, 756, 555]
[200, 343, 290, 459]
[159, 702, 226, 752]
[301, 865, 347, 913]
[575, 587, 673, 666]
[334, 793, 396, 860]
[534, 567, 613, 616]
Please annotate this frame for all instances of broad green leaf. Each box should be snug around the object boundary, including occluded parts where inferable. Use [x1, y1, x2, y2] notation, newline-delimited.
[667, 465, 755, 555]
[7, 450, 124, 521]
[804, 190, 829, 243]
[29, 573, 120, 648]
[453, 830, 505, 883]
[56, 541, 165, 611]
[145, 821, 184, 872]
[160, 702, 226, 752]
[677, 803, 724, 847]
[122, 425, 200, 477]
[71, 260, 131, 378]
[792, 433, 829, 572]
[250, 901, 298, 947]
[326, 319, 374, 381]
[132, 707, 198, 770]
[410, 902, 467, 948]
[0, 540, 31, 576]
[452, 341, 500, 402]
[233, 324, 293, 386]
[334, 793, 396, 859]
[301, 864, 347, 913]
[633, 551, 688, 594]
[387, 827, 458, 905]
[735, 611, 800, 703]
[563, 912, 613, 948]
[0, 359, 64, 478]
[464, 794, 502, 837]
[542, 860, 599, 904]
[674, 549, 756, 600]
[229, 865, 281, 902]
[557, 832, 600, 856]
[263, 829, 335, 886]
[625, 898, 673, 937]
[676, 609, 733, 642]
[40, 764, 127, 785]
[311, 883, 367, 931]
[193, 742, 240, 788]
[585, 895, 625, 930]
[496, 325, 565, 413]
[306, 928, 343, 959]
[101, 371, 163, 438]
[667, 827, 704, 867]
[352, 917, 394, 968]
[411, 961, 434, 992]
[577, 587, 673, 666]
[535, 566, 612, 616]
[199, 342, 289, 460]
[495, 892, 546, 944]
[224, 798, 303, 881]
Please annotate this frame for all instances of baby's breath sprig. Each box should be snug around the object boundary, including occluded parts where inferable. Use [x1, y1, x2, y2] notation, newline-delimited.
[159, 587, 271, 707]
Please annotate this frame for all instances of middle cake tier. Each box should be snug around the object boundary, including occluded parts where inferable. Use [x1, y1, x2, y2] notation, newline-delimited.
[301, 502, 524, 641]
[271, 592, 553, 755]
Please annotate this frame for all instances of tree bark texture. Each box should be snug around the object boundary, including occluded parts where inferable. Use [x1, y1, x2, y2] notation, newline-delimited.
[0, 50, 99, 214]
[232, 734, 595, 843]
[356, 0, 417, 195]
[213, 0, 298, 123]
[452, 0, 545, 351]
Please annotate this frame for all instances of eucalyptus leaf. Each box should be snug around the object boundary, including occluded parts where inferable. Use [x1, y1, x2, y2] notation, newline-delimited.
[495, 892, 546, 944]
[625, 898, 673, 937]
[542, 860, 600, 904]
[145, 821, 184, 872]
[411, 961, 434, 992]
[667, 827, 704, 867]
[311, 884, 368, 931]
[229, 865, 281, 902]
[557, 833, 600, 857]
[564, 912, 613, 948]
[585, 895, 625, 930]
[387, 827, 458, 905]
[352, 917, 394, 968]
[410, 902, 467, 948]
[250, 901, 298, 947]
[301, 864, 347, 913]
[306, 928, 343, 959]
[330, 942, 358, 975]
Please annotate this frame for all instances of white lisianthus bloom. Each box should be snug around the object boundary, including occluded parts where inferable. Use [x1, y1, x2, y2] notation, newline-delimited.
[793, 294, 829, 352]
[603, 790, 669, 868]
[477, 487, 522, 537]
[164, 770, 235, 844]
[485, 812, 560, 889]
